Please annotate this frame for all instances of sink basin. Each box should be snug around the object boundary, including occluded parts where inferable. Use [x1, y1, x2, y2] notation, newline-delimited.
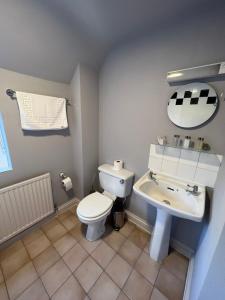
[133, 171, 205, 261]
[133, 171, 205, 221]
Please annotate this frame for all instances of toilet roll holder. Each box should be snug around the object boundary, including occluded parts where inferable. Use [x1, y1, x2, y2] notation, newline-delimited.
[59, 172, 67, 179]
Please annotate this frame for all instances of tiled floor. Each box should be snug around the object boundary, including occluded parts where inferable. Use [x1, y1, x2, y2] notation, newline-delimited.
[0, 206, 189, 300]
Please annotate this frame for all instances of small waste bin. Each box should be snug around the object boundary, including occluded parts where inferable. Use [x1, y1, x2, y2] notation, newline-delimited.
[111, 198, 125, 231]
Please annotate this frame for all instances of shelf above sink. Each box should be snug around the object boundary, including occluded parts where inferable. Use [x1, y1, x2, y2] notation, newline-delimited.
[154, 142, 219, 156]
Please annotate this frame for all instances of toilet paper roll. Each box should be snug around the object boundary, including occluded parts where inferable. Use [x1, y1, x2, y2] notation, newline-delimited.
[113, 160, 124, 171]
[62, 177, 73, 191]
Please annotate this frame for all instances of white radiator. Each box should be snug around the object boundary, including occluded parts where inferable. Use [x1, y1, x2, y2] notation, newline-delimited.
[0, 173, 55, 244]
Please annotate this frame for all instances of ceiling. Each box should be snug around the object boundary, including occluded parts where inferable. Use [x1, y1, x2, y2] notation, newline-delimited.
[0, 0, 222, 83]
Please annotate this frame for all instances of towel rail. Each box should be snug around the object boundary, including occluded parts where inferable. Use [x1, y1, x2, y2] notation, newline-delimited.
[6, 89, 71, 104]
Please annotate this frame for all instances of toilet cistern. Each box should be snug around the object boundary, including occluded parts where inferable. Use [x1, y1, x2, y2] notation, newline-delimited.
[77, 163, 134, 241]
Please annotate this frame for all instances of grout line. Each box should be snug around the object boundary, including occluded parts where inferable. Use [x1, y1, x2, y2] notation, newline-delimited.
[0, 264, 10, 300]
[44, 266, 72, 298]
[20, 239, 52, 299]
[73, 260, 103, 296]
[0, 207, 187, 300]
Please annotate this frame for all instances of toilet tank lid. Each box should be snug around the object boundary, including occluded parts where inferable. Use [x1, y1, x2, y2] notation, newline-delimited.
[98, 164, 134, 180]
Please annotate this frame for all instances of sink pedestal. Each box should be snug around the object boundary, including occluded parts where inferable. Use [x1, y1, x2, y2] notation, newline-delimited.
[150, 209, 172, 262]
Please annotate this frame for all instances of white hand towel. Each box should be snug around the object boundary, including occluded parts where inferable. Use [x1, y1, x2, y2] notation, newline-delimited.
[16, 91, 68, 130]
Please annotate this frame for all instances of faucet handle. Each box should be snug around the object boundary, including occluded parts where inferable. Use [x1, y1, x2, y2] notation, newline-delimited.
[149, 171, 157, 180]
[150, 171, 156, 176]
[187, 184, 198, 194]
[193, 185, 198, 193]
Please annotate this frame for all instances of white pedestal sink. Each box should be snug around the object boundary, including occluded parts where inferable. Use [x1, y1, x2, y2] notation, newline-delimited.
[133, 171, 205, 262]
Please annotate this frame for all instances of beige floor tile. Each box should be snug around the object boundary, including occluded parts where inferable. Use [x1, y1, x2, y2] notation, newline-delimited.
[91, 241, 115, 268]
[155, 267, 184, 300]
[150, 288, 168, 300]
[104, 231, 125, 251]
[88, 272, 120, 300]
[59, 215, 79, 231]
[51, 275, 86, 300]
[75, 257, 103, 293]
[0, 240, 23, 261]
[123, 270, 153, 300]
[163, 251, 188, 282]
[41, 259, 71, 296]
[117, 291, 129, 300]
[23, 230, 51, 259]
[69, 206, 77, 215]
[135, 252, 160, 284]
[0, 267, 4, 283]
[6, 262, 38, 300]
[143, 240, 151, 255]
[0, 283, 9, 300]
[16, 279, 49, 300]
[33, 246, 60, 275]
[119, 221, 135, 237]
[0, 240, 30, 279]
[128, 228, 149, 249]
[57, 211, 73, 222]
[106, 254, 132, 288]
[79, 237, 102, 254]
[118, 239, 142, 266]
[53, 233, 76, 256]
[42, 219, 67, 242]
[69, 223, 85, 242]
[23, 229, 43, 245]
[63, 244, 88, 272]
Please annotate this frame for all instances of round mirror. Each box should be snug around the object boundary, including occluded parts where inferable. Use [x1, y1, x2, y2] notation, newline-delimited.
[167, 82, 219, 128]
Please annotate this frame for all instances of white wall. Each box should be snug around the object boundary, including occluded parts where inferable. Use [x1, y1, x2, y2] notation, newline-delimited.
[198, 223, 225, 300]
[99, 9, 225, 250]
[189, 159, 225, 300]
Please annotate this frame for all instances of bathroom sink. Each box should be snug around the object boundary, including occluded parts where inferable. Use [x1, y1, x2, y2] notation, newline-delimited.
[133, 171, 205, 261]
[133, 171, 205, 222]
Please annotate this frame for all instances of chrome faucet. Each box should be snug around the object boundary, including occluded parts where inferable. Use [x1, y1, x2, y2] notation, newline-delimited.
[186, 184, 199, 195]
[149, 171, 158, 183]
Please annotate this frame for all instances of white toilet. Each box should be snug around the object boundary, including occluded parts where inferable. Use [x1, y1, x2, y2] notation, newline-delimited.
[77, 164, 134, 241]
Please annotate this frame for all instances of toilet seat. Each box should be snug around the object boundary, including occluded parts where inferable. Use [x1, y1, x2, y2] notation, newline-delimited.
[77, 192, 113, 219]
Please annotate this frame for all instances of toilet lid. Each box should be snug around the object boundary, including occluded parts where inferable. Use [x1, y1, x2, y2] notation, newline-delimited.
[77, 192, 113, 218]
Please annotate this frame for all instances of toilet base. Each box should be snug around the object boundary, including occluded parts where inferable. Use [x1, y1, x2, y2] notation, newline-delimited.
[86, 218, 106, 241]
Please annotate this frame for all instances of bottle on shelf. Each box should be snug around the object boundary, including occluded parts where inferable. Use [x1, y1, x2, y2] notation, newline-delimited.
[196, 137, 204, 151]
[183, 136, 191, 148]
[173, 135, 180, 147]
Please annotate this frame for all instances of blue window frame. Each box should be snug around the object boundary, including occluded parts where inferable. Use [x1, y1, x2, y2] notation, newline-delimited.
[0, 113, 12, 173]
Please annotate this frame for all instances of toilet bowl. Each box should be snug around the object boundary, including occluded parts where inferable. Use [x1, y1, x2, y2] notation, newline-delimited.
[77, 192, 113, 241]
[77, 164, 134, 241]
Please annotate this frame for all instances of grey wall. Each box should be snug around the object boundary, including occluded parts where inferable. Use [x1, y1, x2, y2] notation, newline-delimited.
[99, 9, 225, 250]
[0, 68, 75, 207]
[70, 64, 99, 198]
[70, 65, 84, 198]
[79, 65, 99, 196]
[190, 159, 225, 300]
[0, 64, 99, 206]
[0, 0, 102, 83]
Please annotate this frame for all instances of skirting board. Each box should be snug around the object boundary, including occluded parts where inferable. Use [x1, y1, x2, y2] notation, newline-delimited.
[125, 209, 194, 259]
[57, 197, 80, 213]
[183, 255, 194, 300]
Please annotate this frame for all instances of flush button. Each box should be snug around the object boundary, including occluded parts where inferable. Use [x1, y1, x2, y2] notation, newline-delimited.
[120, 179, 124, 184]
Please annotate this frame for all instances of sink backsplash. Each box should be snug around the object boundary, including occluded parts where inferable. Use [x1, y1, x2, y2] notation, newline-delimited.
[148, 144, 223, 188]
